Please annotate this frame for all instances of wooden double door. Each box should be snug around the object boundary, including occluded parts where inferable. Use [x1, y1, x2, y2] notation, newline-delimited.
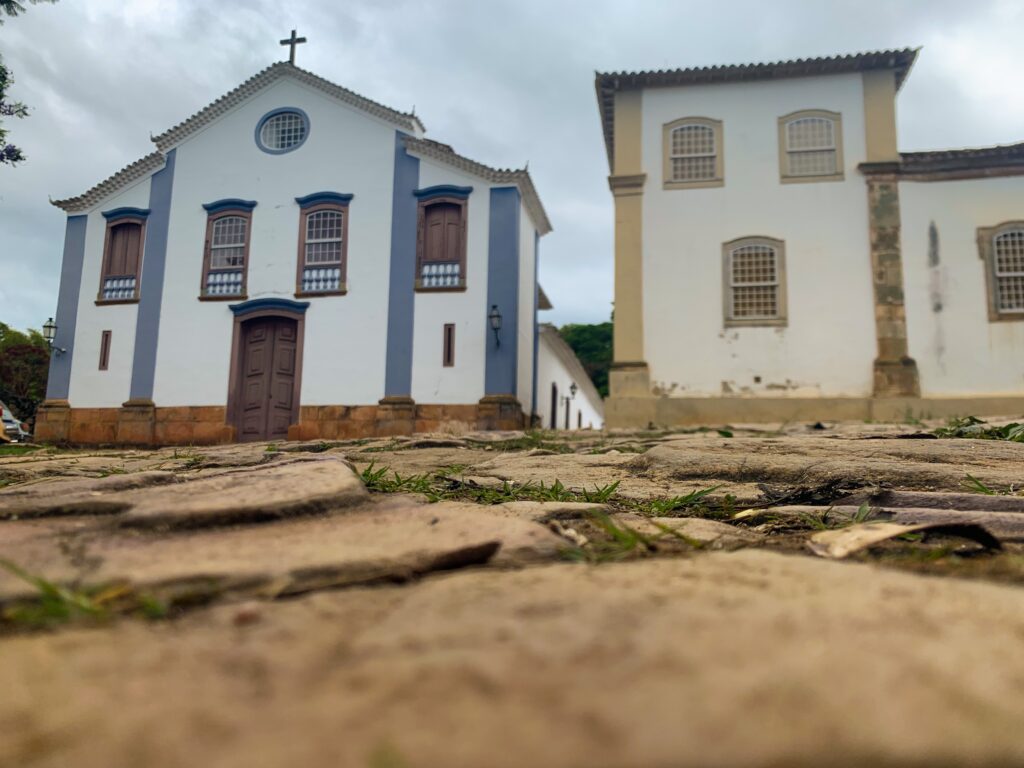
[237, 317, 298, 442]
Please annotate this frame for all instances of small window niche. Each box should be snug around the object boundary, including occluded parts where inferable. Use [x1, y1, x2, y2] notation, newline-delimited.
[443, 323, 456, 367]
[98, 330, 112, 370]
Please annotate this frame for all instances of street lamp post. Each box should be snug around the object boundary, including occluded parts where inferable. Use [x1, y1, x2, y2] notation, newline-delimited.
[487, 305, 502, 348]
[42, 317, 66, 355]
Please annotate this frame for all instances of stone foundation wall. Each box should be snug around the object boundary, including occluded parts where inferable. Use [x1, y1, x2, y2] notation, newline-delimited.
[35, 399, 525, 447]
[605, 395, 1024, 429]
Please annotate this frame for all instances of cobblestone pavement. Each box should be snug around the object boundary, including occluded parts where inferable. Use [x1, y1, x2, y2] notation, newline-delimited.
[2, 421, 1024, 767]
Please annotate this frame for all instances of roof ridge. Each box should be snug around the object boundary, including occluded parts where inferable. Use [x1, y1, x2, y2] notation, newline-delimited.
[403, 136, 552, 235]
[901, 140, 1024, 159]
[151, 62, 422, 152]
[51, 151, 166, 213]
[595, 47, 919, 80]
[595, 47, 920, 169]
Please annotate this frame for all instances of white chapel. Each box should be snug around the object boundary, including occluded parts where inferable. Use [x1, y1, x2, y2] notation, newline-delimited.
[38, 42, 554, 444]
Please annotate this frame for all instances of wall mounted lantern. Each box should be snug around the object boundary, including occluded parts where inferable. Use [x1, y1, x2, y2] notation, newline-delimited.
[42, 317, 66, 355]
[569, 381, 578, 399]
[488, 304, 503, 347]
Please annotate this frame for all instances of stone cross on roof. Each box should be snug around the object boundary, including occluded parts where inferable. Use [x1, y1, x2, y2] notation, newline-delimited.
[280, 29, 307, 65]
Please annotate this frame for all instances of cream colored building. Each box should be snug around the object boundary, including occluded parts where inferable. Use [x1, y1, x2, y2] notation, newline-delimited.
[597, 48, 1024, 427]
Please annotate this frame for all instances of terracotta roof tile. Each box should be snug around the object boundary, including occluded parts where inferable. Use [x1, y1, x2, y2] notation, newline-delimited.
[403, 136, 552, 235]
[595, 48, 919, 168]
[51, 152, 166, 214]
[152, 62, 423, 151]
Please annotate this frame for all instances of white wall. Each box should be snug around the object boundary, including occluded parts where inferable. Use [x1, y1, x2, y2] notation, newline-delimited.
[409, 161, 490, 404]
[901, 176, 1024, 396]
[152, 77, 398, 406]
[68, 181, 148, 407]
[516, 204, 537, 412]
[536, 327, 604, 430]
[640, 73, 877, 398]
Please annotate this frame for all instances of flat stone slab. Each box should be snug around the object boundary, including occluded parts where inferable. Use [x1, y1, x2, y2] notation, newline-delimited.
[640, 435, 1024, 492]
[0, 456, 367, 526]
[0, 496, 566, 605]
[5, 551, 1024, 767]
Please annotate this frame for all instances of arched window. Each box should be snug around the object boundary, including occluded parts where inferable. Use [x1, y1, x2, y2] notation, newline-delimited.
[779, 110, 843, 181]
[297, 206, 347, 295]
[99, 220, 144, 302]
[722, 236, 787, 327]
[416, 195, 468, 290]
[663, 117, 723, 189]
[978, 223, 1024, 321]
[550, 382, 558, 430]
[200, 202, 255, 299]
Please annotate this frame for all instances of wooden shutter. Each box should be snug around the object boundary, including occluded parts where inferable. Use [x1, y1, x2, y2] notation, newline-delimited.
[106, 222, 142, 277]
[425, 204, 446, 263]
[424, 203, 462, 263]
[442, 205, 461, 262]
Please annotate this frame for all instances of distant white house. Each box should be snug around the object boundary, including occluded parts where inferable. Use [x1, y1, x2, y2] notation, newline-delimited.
[37, 58, 554, 445]
[536, 321, 604, 431]
[598, 48, 1024, 427]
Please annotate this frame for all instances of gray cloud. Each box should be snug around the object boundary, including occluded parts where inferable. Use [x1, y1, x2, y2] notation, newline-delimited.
[1, 0, 1021, 332]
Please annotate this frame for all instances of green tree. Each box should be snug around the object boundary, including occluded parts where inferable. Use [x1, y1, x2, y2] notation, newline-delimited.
[559, 321, 613, 398]
[1, 0, 57, 165]
[0, 322, 50, 422]
[0, 0, 55, 22]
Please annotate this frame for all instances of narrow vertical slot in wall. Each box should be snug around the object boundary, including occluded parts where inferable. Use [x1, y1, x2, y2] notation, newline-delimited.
[98, 330, 112, 370]
[443, 323, 455, 367]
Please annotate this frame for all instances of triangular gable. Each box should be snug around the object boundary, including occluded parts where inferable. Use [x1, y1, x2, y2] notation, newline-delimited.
[53, 63, 425, 213]
[152, 62, 424, 152]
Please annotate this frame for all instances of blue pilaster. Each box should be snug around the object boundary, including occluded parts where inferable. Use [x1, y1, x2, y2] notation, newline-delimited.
[44, 215, 88, 400]
[128, 149, 176, 402]
[384, 132, 420, 397]
[531, 230, 540, 421]
[484, 187, 521, 395]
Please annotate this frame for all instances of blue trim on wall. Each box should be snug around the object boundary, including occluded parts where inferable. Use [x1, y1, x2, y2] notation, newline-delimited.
[485, 186, 521, 396]
[413, 184, 473, 200]
[229, 298, 310, 317]
[44, 215, 88, 400]
[102, 207, 151, 222]
[531, 230, 540, 422]
[295, 191, 354, 209]
[202, 198, 257, 214]
[254, 107, 310, 155]
[384, 131, 420, 397]
[128, 149, 176, 402]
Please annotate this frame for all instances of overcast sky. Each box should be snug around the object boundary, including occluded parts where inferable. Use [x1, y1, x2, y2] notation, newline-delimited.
[0, 0, 1022, 333]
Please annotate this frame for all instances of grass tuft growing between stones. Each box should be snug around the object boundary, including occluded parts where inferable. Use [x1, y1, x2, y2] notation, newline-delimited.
[561, 510, 706, 564]
[358, 461, 734, 519]
[934, 416, 1024, 442]
[0, 444, 43, 457]
[0, 559, 172, 632]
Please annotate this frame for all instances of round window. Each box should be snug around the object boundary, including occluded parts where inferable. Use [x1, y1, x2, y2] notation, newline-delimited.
[255, 108, 309, 154]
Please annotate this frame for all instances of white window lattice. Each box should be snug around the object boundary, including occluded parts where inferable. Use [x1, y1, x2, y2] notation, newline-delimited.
[260, 111, 307, 151]
[994, 229, 1024, 313]
[420, 262, 461, 288]
[786, 117, 837, 176]
[102, 276, 136, 300]
[729, 244, 779, 319]
[305, 210, 343, 265]
[670, 124, 717, 181]
[205, 270, 244, 296]
[302, 267, 342, 293]
[210, 216, 247, 269]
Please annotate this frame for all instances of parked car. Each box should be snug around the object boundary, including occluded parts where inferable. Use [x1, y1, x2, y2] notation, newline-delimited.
[0, 402, 30, 442]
